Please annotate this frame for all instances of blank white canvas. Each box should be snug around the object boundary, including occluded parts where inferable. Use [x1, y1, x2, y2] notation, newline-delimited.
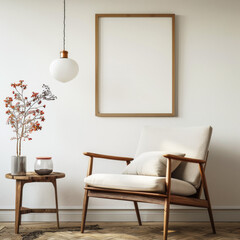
[99, 17, 173, 114]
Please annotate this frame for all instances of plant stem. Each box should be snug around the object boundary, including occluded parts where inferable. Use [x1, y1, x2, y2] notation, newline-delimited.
[19, 89, 27, 156]
[19, 126, 23, 156]
[16, 125, 19, 156]
[16, 137, 19, 156]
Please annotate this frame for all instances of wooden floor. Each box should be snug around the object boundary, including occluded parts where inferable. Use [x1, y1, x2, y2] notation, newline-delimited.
[0, 222, 240, 239]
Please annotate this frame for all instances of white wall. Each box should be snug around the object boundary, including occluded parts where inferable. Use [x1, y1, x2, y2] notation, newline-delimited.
[0, 0, 240, 221]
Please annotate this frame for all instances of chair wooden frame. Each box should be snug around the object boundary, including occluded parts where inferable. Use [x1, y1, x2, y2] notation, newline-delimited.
[81, 152, 216, 240]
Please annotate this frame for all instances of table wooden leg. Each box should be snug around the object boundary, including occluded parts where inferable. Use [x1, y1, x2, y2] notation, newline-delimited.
[19, 183, 24, 226]
[52, 180, 59, 228]
[15, 181, 24, 234]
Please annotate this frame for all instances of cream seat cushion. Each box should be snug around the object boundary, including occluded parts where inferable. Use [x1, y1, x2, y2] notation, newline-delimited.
[84, 174, 196, 196]
[123, 151, 185, 177]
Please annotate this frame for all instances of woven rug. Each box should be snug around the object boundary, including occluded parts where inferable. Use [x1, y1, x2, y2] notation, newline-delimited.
[21, 225, 100, 240]
[0, 222, 240, 240]
[0, 226, 6, 232]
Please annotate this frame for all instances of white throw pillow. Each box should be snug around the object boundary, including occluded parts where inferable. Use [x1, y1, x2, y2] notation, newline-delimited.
[122, 151, 185, 177]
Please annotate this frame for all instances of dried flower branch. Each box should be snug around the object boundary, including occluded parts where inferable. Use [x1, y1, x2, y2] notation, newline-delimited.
[4, 80, 57, 156]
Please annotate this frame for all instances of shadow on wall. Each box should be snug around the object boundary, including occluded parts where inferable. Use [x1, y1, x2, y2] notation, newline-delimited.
[206, 143, 240, 205]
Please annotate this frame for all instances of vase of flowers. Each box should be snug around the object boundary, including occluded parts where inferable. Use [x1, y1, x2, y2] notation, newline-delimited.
[4, 80, 56, 175]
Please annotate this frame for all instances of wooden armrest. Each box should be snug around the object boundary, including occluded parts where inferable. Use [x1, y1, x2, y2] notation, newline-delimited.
[164, 154, 206, 164]
[83, 152, 134, 161]
[84, 152, 133, 177]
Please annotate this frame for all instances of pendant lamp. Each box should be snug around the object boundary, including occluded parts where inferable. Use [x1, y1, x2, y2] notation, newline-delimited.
[50, 0, 79, 82]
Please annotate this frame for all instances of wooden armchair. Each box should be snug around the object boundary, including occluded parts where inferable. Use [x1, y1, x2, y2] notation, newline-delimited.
[81, 126, 216, 240]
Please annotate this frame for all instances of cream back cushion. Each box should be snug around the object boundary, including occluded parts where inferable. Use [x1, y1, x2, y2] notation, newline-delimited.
[123, 151, 185, 177]
[135, 126, 212, 188]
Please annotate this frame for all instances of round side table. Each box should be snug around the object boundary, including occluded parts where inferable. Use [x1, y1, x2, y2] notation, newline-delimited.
[5, 172, 65, 234]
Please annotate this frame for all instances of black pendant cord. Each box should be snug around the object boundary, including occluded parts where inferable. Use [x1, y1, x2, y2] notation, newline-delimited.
[63, 0, 66, 50]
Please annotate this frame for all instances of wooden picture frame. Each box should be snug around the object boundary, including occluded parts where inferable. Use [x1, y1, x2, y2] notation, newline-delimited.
[95, 14, 175, 117]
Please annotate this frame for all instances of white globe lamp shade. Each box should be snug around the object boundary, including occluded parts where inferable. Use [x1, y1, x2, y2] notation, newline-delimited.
[50, 51, 79, 83]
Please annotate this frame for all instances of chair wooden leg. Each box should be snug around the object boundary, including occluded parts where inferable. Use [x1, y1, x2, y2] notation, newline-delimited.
[163, 198, 170, 240]
[133, 201, 142, 226]
[207, 205, 216, 234]
[81, 190, 89, 233]
[199, 164, 216, 234]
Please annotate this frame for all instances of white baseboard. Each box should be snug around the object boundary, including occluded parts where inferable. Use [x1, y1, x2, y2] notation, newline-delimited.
[1, 208, 240, 222]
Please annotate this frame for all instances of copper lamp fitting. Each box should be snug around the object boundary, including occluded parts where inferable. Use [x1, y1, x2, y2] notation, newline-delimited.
[60, 50, 68, 58]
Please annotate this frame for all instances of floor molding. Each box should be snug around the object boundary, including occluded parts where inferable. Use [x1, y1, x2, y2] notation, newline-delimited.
[1, 208, 240, 222]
